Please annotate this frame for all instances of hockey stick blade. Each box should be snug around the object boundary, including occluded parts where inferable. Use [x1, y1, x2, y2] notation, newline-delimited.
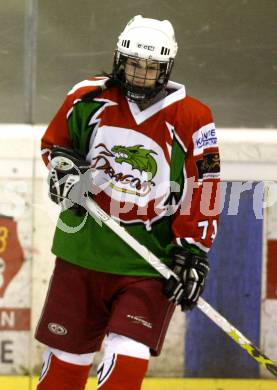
[197, 297, 277, 377]
[85, 197, 277, 377]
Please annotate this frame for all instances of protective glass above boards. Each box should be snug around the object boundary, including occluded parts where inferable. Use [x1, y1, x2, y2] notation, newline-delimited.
[1, 1, 276, 128]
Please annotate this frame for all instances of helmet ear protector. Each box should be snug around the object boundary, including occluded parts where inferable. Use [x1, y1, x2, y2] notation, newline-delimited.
[112, 15, 178, 102]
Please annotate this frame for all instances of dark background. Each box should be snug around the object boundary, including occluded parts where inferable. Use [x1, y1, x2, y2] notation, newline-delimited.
[1, 0, 276, 127]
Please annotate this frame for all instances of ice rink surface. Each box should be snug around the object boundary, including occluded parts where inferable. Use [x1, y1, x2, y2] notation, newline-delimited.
[0, 377, 277, 390]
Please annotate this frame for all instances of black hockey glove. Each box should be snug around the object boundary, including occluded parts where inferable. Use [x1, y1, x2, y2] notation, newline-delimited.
[164, 246, 209, 311]
[48, 147, 91, 213]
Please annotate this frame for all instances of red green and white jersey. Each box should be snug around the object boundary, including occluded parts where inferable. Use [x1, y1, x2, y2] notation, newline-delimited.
[41, 77, 220, 277]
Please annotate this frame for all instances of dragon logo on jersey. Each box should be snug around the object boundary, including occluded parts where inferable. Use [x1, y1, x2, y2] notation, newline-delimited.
[112, 145, 157, 180]
[91, 143, 158, 196]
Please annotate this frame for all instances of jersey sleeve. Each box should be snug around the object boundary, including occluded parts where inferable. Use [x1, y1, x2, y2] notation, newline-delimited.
[40, 94, 75, 166]
[40, 78, 107, 166]
[171, 106, 220, 253]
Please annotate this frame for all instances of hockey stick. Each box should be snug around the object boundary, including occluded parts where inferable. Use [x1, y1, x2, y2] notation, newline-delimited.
[85, 197, 277, 377]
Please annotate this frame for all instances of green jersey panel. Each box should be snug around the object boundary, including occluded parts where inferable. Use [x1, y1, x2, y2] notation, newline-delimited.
[52, 209, 174, 277]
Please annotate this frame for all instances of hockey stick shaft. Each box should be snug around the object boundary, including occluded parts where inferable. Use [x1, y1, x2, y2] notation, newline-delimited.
[85, 197, 277, 377]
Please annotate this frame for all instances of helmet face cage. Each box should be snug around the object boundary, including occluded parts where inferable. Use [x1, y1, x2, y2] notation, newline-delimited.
[113, 51, 174, 102]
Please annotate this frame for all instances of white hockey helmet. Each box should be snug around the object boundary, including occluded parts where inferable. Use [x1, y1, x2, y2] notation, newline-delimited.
[112, 15, 178, 102]
[117, 15, 178, 61]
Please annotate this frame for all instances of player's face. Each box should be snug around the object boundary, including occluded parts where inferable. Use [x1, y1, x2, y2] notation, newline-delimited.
[125, 58, 160, 88]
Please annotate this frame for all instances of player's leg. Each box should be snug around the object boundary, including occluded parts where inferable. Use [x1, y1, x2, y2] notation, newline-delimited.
[35, 259, 109, 389]
[37, 347, 94, 390]
[107, 276, 175, 356]
[97, 333, 149, 389]
[97, 276, 175, 389]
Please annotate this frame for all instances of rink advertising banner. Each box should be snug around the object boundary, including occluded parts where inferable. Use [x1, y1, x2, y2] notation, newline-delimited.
[185, 182, 263, 378]
[0, 215, 31, 372]
[0, 216, 24, 297]
[266, 240, 277, 299]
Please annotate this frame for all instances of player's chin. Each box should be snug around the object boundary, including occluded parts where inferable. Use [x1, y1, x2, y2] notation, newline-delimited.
[128, 79, 154, 88]
[131, 81, 146, 87]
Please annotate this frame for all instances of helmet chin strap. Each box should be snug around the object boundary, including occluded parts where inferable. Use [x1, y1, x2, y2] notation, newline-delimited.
[124, 84, 161, 102]
[134, 88, 168, 111]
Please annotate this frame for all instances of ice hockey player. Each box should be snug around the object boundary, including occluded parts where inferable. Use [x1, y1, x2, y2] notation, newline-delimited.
[35, 15, 220, 390]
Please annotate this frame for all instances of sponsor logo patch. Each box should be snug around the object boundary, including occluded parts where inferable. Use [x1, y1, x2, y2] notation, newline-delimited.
[126, 314, 153, 329]
[196, 153, 220, 180]
[137, 43, 155, 51]
[48, 322, 68, 335]
[193, 124, 217, 156]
